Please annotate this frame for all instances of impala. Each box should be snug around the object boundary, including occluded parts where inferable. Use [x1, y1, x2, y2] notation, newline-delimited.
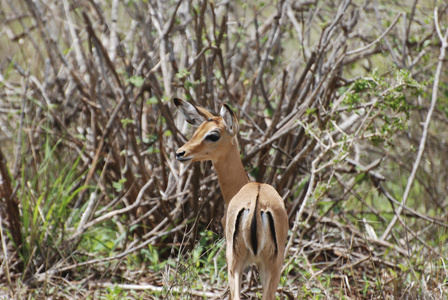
[174, 98, 289, 300]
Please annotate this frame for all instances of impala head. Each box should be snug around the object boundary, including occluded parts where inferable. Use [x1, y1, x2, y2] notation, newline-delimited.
[174, 98, 239, 163]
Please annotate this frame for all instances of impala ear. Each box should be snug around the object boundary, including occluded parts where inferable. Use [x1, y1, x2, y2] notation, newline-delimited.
[220, 104, 239, 136]
[174, 98, 212, 127]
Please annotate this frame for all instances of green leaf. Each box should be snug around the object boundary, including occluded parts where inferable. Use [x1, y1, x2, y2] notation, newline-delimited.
[121, 118, 135, 128]
[113, 178, 127, 192]
[147, 96, 158, 105]
[128, 75, 144, 87]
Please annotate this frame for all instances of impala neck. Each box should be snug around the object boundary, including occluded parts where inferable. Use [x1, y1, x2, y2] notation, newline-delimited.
[213, 137, 249, 206]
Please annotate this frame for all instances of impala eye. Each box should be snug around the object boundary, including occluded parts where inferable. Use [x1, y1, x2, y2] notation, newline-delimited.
[205, 133, 220, 142]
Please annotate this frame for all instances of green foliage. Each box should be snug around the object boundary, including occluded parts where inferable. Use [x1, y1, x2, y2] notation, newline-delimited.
[80, 222, 121, 254]
[0, 59, 14, 90]
[156, 230, 226, 299]
[128, 75, 144, 87]
[102, 286, 129, 300]
[175, 68, 191, 80]
[19, 137, 89, 267]
[113, 178, 127, 192]
[341, 69, 423, 147]
[176, 68, 204, 90]
[146, 96, 158, 105]
[306, 107, 317, 116]
[121, 118, 135, 128]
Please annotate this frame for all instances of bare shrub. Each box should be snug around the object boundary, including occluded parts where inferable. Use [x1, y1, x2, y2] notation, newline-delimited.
[0, 0, 447, 298]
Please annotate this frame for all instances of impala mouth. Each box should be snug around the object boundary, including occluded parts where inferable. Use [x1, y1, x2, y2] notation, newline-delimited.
[176, 156, 193, 163]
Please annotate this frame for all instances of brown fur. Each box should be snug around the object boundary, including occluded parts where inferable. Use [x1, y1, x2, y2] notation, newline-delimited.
[174, 99, 289, 300]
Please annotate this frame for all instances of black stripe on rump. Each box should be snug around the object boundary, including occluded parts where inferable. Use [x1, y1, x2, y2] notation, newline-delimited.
[266, 211, 278, 255]
[250, 185, 261, 255]
[233, 208, 246, 251]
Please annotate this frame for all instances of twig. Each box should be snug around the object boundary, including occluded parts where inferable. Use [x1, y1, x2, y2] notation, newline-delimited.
[372, 0, 402, 67]
[62, 0, 87, 73]
[12, 68, 29, 178]
[381, 11, 448, 240]
[378, 183, 448, 228]
[346, 13, 403, 56]
[71, 178, 154, 240]
[284, 151, 323, 257]
[109, 0, 119, 62]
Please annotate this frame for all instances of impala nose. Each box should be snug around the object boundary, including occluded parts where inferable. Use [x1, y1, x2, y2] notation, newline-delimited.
[176, 150, 192, 162]
[176, 150, 186, 160]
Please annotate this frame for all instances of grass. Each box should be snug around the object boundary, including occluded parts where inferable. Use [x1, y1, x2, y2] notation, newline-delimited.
[16, 138, 85, 273]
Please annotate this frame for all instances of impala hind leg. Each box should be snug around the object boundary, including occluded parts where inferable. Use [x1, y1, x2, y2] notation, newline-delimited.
[262, 268, 282, 300]
[227, 267, 242, 300]
[258, 259, 283, 300]
[226, 246, 244, 300]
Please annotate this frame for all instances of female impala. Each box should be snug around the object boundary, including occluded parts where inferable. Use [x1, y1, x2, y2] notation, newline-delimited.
[174, 98, 289, 300]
